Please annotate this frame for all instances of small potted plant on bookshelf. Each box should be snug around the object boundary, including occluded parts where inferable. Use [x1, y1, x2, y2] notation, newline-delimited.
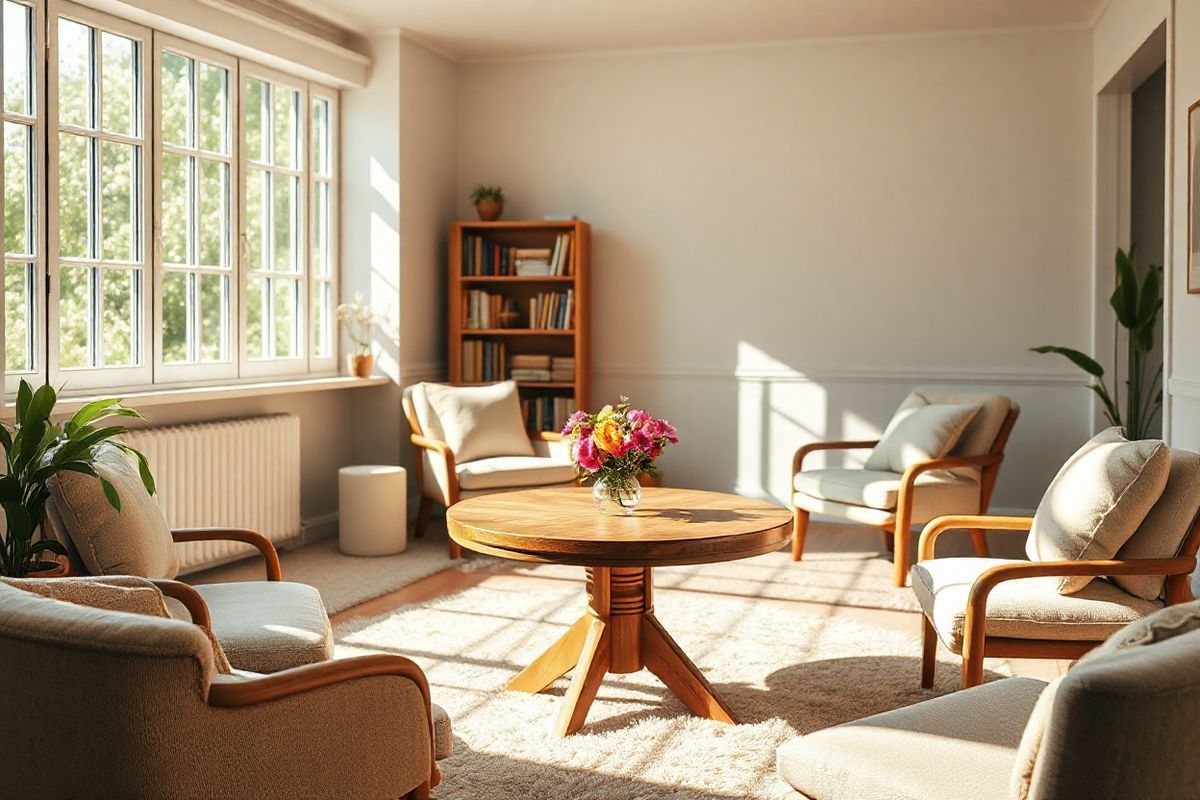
[470, 185, 507, 221]
[337, 292, 379, 378]
[561, 398, 678, 516]
[0, 380, 155, 578]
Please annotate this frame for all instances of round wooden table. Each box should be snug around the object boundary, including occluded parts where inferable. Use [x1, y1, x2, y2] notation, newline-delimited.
[446, 486, 793, 736]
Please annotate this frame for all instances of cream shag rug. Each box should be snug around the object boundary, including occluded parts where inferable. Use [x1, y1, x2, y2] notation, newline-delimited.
[335, 562, 1003, 799]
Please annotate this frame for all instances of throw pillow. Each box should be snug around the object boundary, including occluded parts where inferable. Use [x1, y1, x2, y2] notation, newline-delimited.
[423, 381, 534, 463]
[1024, 427, 1169, 594]
[864, 403, 980, 473]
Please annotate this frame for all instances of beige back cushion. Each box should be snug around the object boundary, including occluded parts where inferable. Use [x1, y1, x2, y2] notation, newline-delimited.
[1025, 428, 1169, 594]
[45, 445, 178, 580]
[1112, 449, 1200, 601]
[406, 383, 445, 441]
[866, 388, 1012, 478]
[864, 403, 980, 473]
[421, 381, 534, 463]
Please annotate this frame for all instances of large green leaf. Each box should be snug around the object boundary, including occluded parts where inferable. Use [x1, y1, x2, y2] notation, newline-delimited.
[26, 383, 57, 426]
[29, 539, 67, 558]
[99, 476, 121, 512]
[14, 380, 31, 425]
[1030, 345, 1105, 377]
[1110, 247, 1139, 329]
[0, 476, 20, 505]
[3, 502, 33, 542]
[66, 398, 122, 436]
[117, 444, 157, 496]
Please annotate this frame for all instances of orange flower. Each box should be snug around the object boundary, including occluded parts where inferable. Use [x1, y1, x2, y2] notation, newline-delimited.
[592, 418, 625, 455]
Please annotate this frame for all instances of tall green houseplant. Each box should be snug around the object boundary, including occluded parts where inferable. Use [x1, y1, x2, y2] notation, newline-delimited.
[0, 380, 155, 577]
[1032, 246, 1163, 440]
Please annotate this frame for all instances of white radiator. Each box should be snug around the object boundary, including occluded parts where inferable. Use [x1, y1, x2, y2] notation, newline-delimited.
[120, 414, 301, 574]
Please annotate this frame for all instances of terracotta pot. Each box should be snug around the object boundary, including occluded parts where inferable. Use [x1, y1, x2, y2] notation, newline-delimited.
[348, 354, 374, 378]
[26, 558, 68, 578]
[475, 199, 503, 221]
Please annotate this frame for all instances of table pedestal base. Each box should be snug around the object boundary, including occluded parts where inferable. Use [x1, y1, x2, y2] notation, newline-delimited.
[507, 566, 740, 736]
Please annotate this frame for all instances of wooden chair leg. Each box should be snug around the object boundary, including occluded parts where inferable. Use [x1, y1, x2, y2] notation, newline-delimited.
[892, 526, 911, 588]
[405, 779, 431, 800]
[920, 616, 938, 689]
[413, 497, 433, 538]
[960, 641, 985, 689]
[448, 539, 462, 560]
[882, 527, 894, 553]
[791, 507, 810, 561]
[969, 528, 990, 557]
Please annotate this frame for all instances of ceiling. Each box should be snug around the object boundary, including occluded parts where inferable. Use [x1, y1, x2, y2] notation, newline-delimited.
[299, 0, 1109, 62]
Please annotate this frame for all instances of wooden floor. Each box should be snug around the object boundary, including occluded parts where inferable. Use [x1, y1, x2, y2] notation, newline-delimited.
[331, 519, 1070, 683]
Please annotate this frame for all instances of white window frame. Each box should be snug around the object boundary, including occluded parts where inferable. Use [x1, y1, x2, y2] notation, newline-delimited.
[151, 33, 239, 384]
[238, 61, 308, 379]
[3, 0, 44, 394]
[47, 0, 152, 391]
[308, 82, 337, 373]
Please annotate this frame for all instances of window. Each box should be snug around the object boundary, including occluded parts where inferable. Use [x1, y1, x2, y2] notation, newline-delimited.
[48, 3, 151, 389]
[3, 0, 340, 393]
[154, 39, 236, 382]
[3, 0, 43, 392]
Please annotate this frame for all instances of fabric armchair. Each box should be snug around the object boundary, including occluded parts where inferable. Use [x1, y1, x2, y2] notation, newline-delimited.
[403, 382, 576, 558]
[790, 388, 1019, 587]
[0, 579, 442, 799]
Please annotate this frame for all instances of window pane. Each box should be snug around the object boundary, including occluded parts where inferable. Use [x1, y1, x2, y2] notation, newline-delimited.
[272, 278, 296, 357]
[5, 262, 31, 371]
[272, 173, 297, 272]
[246, 166, 266, 269]
[4, 1, 31, 116]
[160, 51, 190, 148]
[244, 77, 265, 163]
[161, 269, 187, 362]
[58, 19, 90, 129]
[246, 276, 264, 358]
[272, 85, 296, 168]
[198, 159, 227, 267]
[311, 97, 328, 176]
[58, 132, 90, 258]
[58, 264, 91, 368]
[100, 140, 136, 261]
[4, 122, 29, 255]
[100, 267, 136, 366]
[160, 152, 189, 265]
[313, 280, 330, 358]
[197, 61, 227, 154]
[100, 31, 136, 136]
[311, 180, 329, 276]
[199, 272, 225, 361]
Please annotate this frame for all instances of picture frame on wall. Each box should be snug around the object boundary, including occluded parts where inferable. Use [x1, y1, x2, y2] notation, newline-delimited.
[1190, 99, 1200, 292]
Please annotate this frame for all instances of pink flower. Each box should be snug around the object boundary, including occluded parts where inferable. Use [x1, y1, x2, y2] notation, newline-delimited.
[574, 436, 606, 473]
[627, 409, 651, 428]
[628, 428, 654, 453]
[647, 418, 679, 444]
[562, 410, 590, 436]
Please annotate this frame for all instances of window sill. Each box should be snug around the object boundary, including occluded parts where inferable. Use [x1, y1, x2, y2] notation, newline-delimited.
[3, 375, 391, 417]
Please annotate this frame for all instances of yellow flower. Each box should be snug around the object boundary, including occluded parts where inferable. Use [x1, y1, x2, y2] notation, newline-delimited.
[592, 418, 624, 454]
[596, 404, 615, 421]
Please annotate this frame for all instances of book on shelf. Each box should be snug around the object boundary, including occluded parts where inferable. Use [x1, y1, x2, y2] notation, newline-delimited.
[528, 289, 574, 330]
[463, 290, 519, 329]
[510, 368, 552, 382]
[510, 354, 552, 369]
[521, 395, 576, 433]
[461, 234, 572, 276]
[460, 340, 506, 383]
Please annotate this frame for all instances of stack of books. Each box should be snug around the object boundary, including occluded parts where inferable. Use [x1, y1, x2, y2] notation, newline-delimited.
[529, 289, 574, 330]
[514, 248, 553, 276]
[522, 395, 575, 433]
[460, 236, 572, 277]
[551, 356, 575, 382]
[510, 354, 552, 383]
[461, 340, 506, 382]
[463, 291, 518, 329]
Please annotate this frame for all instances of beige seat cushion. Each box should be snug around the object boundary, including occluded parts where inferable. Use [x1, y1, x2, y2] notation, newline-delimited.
[1112, 449, 1200, 600]
[183, 581, 333, 673]
[1025, 427, 1169, 594]
[421, 381, 534, 462]
[45, 445, 178, 579]
[776, 675, 1046, 800]
[794, 468, 979, 511]
[456, 456, 576, 491]
[864, 403, 980, 473]
[912, 557, 1162, 652]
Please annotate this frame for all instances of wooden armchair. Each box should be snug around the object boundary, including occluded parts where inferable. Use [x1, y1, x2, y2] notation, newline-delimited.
[915, 512, 1200, 689]
[403, 382, 576, 559]
[790, 389, 1019, 587]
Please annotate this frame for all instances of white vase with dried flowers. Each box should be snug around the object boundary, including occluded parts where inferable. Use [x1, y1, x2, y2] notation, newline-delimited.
[337, 293, 378, 378]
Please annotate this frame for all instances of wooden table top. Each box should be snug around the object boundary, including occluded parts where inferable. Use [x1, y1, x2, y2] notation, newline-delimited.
[446, 486, 793, 567]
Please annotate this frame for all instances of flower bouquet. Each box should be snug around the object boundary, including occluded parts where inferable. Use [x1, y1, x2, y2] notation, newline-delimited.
[561, 397, 678, 515]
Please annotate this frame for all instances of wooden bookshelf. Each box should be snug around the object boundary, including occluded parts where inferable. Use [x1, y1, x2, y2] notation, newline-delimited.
[448, 219, 590, 432]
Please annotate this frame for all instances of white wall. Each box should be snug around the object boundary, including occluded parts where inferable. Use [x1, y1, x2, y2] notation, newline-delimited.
[456, 30, 1095, 510]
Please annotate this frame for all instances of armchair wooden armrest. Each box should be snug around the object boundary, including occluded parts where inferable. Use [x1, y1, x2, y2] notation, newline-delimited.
[172, 528, 282, 582]
[918, 513, 1033, 561]
[410, 434, 457, 474]
[207, 652, 442, 788]
[534, 430, 563, 443]
[148, 578, 211, 628]
[791, 439, 879, 476]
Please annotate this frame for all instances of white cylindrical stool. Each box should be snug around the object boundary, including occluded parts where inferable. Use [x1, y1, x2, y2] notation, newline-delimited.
[338, 465, 408, 556]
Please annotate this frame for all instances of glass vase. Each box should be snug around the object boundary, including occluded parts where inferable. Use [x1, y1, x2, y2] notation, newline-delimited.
[592, 474, 642, 516]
